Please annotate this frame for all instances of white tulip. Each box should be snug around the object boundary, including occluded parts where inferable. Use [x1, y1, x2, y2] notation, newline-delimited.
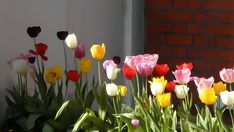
[106, 83, 118, 96]
[150, 82, 164, 95]
[220, 91, 234, 105]
[174, 85, 189, 99]
[65, 33, 77, 48]
[106, 65, 121, 80]
[12, 59, 28, 74]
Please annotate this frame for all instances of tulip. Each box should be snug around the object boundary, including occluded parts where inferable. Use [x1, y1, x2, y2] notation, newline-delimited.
[155, 64, 169, 76]
[220, 91, 234, 105]
[80, 58, 92, 74]
[90, 43, 105, 61]
[136, 61, 155, 77]
[74, 43, 85, 59]
[166, 81, 175, 92]
[106, 65, 121, 80]
[156, 93, 171, 108]
[122, 64, 136, 80]
[149, 76, 167, 95]
[103, 60, 116, 71]
[106, 83, 118, 96]
[12, 59, 28, 74]
[131, 119, 140, 127]
[219, 68, 234, 83]
[118, 85, 128, 96]
[57, 31, 68, 40]
[174, 85, 189, 99]
[199, 88, 217, 105]
[113, 56, 121, 65]
[67, 70, 80, 81]
[173, 68, 191, 85]
[213, 82, 226, 96]
[194, 77, 214, 94]
[65, 33, 77, 48]
[44, 65, 63, 84]
[29, 43, 48, 61]
[27, 26, 41, 38]
[28, 57, 35, 64]
[176, 62, 193, 71]
[124, 56, 137, 69]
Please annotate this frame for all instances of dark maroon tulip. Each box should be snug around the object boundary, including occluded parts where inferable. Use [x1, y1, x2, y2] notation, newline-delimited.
[113, 56, 121, 65]
[57, 31, 68, 40]
[27, 26, 41, 38]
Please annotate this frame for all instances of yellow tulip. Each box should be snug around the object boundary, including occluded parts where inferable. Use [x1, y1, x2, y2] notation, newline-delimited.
[156, 93, 171, 108]
[118, 85, 128, 96]
[213, 82, 226, 96]
[199, 88, 217, 105]
[90, 43, 106, 61]
[44, 65, 63, 84]
[80, 58, 92, 74]
[149, 76, 167, 95]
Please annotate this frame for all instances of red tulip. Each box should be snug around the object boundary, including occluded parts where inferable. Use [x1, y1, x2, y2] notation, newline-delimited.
[67, 70, 80, 81]
[122, 64, 136, 80]
[29, 43, 48, 61]
[176, 62, 193, 71]
[166, 81, 175, 92]
[155, 64, 169, 76]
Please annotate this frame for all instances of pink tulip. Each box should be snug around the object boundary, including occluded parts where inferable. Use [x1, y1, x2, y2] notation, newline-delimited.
[194, 76, 214, 94]
[136, 60, 155, 77]
[220, 68, 234, 83]
[131, 119, 140, 127]
[103, 60, 116, 71]
[124, 56, 137, 69]
[173, 68, 191, 85]
[74, 43, 85, 59]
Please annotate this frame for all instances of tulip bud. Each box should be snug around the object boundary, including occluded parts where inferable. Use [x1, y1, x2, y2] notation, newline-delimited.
[65, 33, 78, 48]
[27, 26, 41, 38]
[57, 31, 68, 40]
[106, 65, 121, 81]
[90, 43, 105, 61]
[106, 83, 118, 96]
[74, 43, 85, 59]
[220, 91, 234, 105]
[131, 119, 140, 127]
[174, 85, 189, 99]
[12, 59, 28, 74]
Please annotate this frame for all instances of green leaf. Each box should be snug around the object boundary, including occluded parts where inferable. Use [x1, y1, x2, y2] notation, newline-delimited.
[187, 121, 206, 131]
[54, 101, 69, 120]
[42, 123, 54, 132]
[72, 112, 89, 132]
[27, 114, 42, 130]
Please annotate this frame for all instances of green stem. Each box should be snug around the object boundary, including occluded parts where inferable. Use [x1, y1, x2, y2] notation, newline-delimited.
[136, 73, 140, 97]
[62, 41, 68, 73]
[24, 74, 28, 98]
[130, 81, 135, 96]
[34, 38, 41, 74]
[145, 77, 148, 96]
[228, 108, 234, 129]
[98, 61, 102, 86]
[113, 97, 121, 132]
[73, 49, 78, 71]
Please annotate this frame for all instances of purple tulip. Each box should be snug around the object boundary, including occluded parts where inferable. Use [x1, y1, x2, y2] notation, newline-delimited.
[74, 43, 85, 59]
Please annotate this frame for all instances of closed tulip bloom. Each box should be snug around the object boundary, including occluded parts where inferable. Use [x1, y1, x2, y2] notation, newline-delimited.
[131, 119, 140, 127]
[118, 85, 128, 96]
[90, 43, 105, 61]
[213, 82, 226, 96]
[12, 59, 28, 74]
[220, 91, 234, 105]
[80, 58, 92, 74]
[113, 56, 121, 65]
[194, 77, 214, 94]
[27, 26, 41, 38]
[219, 68, 234, 83]
[136, 61, 155, 77]
[174, 85, 189, 99]
[106, 83, 118, 96]
[199, 88, 217, 105]
[173, 68, 191, 85]
[166, 81, 176, 92]
[44, 65, 63, 84]
[57, 31, 68, 40]
[65, 33, 77, 48]
[106, 65, 121, 80]
[156, 93, 171, 108]
[74, 43, 85, 59]
[67, 70, 80, 81]
[122, 64, 136, 80]
[176, 62, 193, 71]
[149, 76, 167, 96]
[124, 55, 137, 69]
[155, 64, 169, 76]
[103, 60, 116, 71]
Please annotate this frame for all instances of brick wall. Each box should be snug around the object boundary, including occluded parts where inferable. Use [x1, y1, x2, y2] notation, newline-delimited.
[145, 0, 234, 81]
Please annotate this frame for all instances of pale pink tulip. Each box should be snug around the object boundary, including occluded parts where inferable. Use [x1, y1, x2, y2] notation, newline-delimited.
[103, 60, 116, 71]
[124, 56, 136, 69]
[220, 68, 234, 83]
[136, 60, 155, 77]
[173, 68, 191, 85]
[194, 77, 214, 94]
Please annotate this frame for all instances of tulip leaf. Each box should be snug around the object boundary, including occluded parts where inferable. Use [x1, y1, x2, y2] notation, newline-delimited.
[42, 123, 54, 132]
[27, 114, 42, 130]
[72, 112, 89, 132]
[54, 101, 69, 120]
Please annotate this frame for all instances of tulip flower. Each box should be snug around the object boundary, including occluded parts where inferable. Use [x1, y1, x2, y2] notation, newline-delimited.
[57, 31, 68, 40]
[174, 85, 189, 99]
[74, 43, 85, 59]
[156, 93, 171, 108]
[131, 119, 140, 127]
[118, 85, 128, 96]
[166, 81, 175, 92]
[113, 56, 121, 65]
[220, 91, 234, 105]
[199, 88, 217, 105]
[103, 60, 116, 71]
[122, 64, 136, 80]
[213, 82, 226, 96]
[176, 62, 193, 71]
[149, 76, 167, 95]
[106, 83, 118, 96]
[12, 59, 28, 74]
[44, 65, 63, 84]
[67, 70, 80, 81]
[106, 65, 121, 80]
[155, 64, 169, 76]
[65, 33, 77, 48]
[124, 55, 137, 69]
[28, 57, 35, 64]
[173, 68, 191, 85]
[27, 26, 41, 38]
[219, 68, 234, 83]
[90, 43, 106, 61]
[29, 43, 48, 61]
[136, 61, 156, 77]
[194, 77, 214, 94]
[80, 58, 92, 74]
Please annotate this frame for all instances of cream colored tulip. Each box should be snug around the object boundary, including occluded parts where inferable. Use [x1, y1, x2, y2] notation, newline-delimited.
[220, 91, 234, 105]
[12, 59, 28, 74]
[65, 33, 77, 48]
[174, 85, 189, 99]
[106, 83, 118, 96]
[106, 65, 121, 80]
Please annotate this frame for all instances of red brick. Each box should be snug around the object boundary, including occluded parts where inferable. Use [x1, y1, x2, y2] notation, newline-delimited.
[167, 35, 192, 45]
[146, 45, 173, 56]
[174, 48, 186, 57]
[207, 37, 216, 45]
[166, 11, 192, 21]
[146, 0, 173, 8]
[216, 38, 234, 48]
[147, 34, 166, 44]
[194, 36, 206, 46]
[189, 0, 201, 9]
[146, 23, 173, 32]
[204, 25, 234, 36]
[145, 11, 166, 20]
[194, 12, 206, 22]
[173, 24, 186, 33]
[204, 0, 234, 10]
[187, 49, 199, 58]
[175, 0, 187, 8]
[207, 62, 234, 71]
[217, 12, 234, 23]
[207, 13, 218, 23]
[193, 60, 207, 71]
[202, 50, 234, 61]
[188, 25, 200, 33]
